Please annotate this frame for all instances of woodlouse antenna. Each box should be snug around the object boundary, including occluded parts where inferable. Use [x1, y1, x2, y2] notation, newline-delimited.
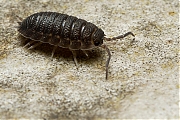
[105, 32, 135, 41]
[101, 44, 111, 80]
[102, 32, 135, 79]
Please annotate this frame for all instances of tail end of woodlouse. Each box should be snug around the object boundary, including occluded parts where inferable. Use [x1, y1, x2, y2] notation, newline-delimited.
[14, 22, 21, 29]
[105, 32, 135, 41]
[16, 15, 23, 22]
[17, 22, 22, 25]
[14, 15, 23, 29]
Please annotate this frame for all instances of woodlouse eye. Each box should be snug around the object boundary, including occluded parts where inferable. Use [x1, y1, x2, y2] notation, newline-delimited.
[93, 29, 104, 46]
[94, 41, 100, 46]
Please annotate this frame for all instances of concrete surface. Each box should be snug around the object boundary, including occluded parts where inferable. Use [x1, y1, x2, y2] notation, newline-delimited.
[0, 0, 179, 119]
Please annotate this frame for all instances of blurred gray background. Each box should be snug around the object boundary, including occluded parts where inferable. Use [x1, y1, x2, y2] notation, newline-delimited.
[0, 0, 179, 119]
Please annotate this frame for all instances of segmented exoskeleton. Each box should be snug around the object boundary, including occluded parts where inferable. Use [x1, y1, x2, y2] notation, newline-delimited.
[17, 12, 135, 79]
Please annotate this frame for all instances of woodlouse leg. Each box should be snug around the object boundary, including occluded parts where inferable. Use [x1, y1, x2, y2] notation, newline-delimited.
[71, 50, 78, 67]
[23, 41, 35, 48]
[28, 42, 42, 50]
[105, 32, 135, 41]
[82, 50, 89, 57]
[101, 44, 111, 80]
[51, 46, 57, 59]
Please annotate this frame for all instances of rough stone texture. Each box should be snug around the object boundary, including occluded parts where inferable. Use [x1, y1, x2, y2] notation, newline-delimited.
[0, 0, 179, 119]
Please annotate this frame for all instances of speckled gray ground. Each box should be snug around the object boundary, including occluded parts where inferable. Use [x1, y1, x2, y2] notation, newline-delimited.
[0, 0, 179, 119]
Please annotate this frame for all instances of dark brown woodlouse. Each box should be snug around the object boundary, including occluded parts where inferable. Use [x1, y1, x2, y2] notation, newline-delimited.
[17, 12, 135, 79]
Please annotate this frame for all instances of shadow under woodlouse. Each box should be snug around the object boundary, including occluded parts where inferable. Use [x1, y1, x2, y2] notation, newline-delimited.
[19, 36, 101, 63]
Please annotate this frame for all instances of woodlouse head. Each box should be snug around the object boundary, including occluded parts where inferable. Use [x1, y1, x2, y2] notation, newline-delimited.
[92, 29, 104, 46]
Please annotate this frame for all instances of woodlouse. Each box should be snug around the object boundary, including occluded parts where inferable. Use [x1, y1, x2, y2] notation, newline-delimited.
[17, 12, 135, 79]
